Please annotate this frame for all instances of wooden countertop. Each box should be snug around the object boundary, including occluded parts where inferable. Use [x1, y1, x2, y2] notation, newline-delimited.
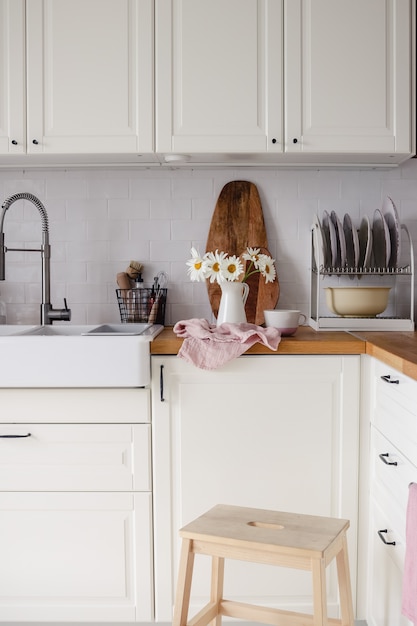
[351, 331, 417, 381]
[152, 327, 417, 381]
[151, 326, 366, 355]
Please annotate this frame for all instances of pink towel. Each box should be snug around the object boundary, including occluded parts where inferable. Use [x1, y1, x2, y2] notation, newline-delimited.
[173, 318, 281, 370]
[402, 483, 417, 624]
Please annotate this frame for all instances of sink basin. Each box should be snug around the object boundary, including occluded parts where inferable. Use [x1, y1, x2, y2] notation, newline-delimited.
[18, 323, 153, 336]
[82, 323, 153, 336]
[0, 323, 164, 387]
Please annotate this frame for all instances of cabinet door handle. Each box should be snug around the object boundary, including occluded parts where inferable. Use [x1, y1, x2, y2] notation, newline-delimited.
[378, 529, 396, 546]
[160, 364, 165, 402]
[381, 374, 399, 384]
[379, 452, 398, 466]
[0, 433, 31, 438]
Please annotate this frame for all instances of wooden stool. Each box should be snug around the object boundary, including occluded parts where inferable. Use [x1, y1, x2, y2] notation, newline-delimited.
[173, 504, 354, 626]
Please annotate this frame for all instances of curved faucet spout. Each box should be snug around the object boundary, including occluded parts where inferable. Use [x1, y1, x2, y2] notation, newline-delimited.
[0, 193, 71, 325]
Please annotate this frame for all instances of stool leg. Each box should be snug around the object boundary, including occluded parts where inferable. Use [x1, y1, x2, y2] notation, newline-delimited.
[312, 558, 327, 626]
[173, 538, 195, 626]
[209, 556, 224, 626]
[336, 535, 355, 626]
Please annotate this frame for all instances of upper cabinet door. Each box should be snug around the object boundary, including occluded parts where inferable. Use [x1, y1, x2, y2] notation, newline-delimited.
[0, 0, 25, 154]
[156, 0, 283, 154]
[285, 0, 413, 158]
[26, 0, 154, 154]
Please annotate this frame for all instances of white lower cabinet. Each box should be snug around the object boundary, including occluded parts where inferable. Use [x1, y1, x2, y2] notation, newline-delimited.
[151, 355, 360, 622]
[0, 492, 152, 622]
[0, 388, 153, 623]
[366, 356, 417, 626]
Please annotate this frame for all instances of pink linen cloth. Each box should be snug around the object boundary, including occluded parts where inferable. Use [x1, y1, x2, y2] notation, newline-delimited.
[402, 482, 417, 624]
[173, 318, 281, 370]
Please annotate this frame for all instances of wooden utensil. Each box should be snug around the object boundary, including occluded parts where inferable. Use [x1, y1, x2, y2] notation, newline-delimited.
[206, 181, 279, 325]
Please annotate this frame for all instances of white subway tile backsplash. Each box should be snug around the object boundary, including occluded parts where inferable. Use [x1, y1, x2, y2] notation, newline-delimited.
[87, 219, 128, 241]
[66, 199, 108, 219]
[130, 177, 171, 199]
[109, 240, 150, 263]
[46, 177, 88, 199]
[0, 163, 416, 325]
[172, 177, 213, 198]
[130, 219, 171, 241]
[87, 178, 129, 199]
[108, 198, 150, 219]
[151, 198, 192, 219]
[171, 218, 211, 241]
[67, 240, 109, 262]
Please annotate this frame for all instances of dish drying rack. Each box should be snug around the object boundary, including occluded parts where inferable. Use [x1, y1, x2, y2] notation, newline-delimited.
[309, 222, 415, 331]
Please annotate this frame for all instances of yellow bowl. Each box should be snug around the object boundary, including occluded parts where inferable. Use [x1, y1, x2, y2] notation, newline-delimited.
[325, 287, 391, 317]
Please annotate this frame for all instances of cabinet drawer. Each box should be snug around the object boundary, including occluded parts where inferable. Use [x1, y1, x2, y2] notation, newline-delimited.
[368, 497, 410, 626]
[370, 489, 406, 570]
[374, 360, 417, 409]
[0, 492, 153, 622]
[371, 426, 417, 515]
[372, 360, 417, 464]
[0, 424, 151, 491]
[0, 388, 150, 423]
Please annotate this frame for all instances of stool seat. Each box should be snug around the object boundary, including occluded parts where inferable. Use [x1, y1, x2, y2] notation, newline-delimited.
[173, 504, 354, 626]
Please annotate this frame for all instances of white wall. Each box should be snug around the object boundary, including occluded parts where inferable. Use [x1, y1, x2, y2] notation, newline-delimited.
[0, 160, 416, 326]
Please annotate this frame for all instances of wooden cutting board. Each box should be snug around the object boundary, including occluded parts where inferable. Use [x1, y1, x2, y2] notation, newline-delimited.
[206, 180, 280, 325]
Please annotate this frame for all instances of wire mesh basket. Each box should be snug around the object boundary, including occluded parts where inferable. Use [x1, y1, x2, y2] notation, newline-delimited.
[116, 288, 167, 324]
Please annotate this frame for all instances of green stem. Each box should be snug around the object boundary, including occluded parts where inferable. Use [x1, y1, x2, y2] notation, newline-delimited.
[243, 261, 259, 282]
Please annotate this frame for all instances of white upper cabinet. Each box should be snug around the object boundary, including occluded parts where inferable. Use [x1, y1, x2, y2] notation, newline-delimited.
[0, 0, 414, 165]
[0, 1, 25, 155]
[155, 0, 283, 156]
[1, 0, 155, 160]
[156, 0, 415, 165]
[285, 0, 413, 162]
[26, 0, 154, 155]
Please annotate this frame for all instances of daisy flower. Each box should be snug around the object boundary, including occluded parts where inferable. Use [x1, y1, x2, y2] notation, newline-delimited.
[204, 250, 228, 284]
[186, 247, 207, 282]
[242, 247, 261, 268]
[186, 246, 277, 285]
[221, 255, 244, 281]
[258, 253, 277, 283]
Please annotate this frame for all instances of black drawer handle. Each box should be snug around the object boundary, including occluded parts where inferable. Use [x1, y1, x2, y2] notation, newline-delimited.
[379, 452, 398, 466]
[160, 364, 165, 402]
[381, 374, 399, 384]
[378, 529, 396, 546]
[0, 433, 31, 438]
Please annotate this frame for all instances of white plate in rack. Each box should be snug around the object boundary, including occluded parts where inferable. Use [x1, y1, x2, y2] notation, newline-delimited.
[322, 210, 337, 267]
[313, 215, 327, 268]
[358, 215, 373, 268]
[382, 196, 401, 268]
[373, 208, 391, 268]
[343, 213, 360, 269]
[330, 210, 346, 267]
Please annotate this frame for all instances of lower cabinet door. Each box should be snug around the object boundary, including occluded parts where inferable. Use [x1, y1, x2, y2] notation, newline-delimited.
[0, 492, 153, 622]
[152, 355, 360, 621]
[367, 499, 411, 626]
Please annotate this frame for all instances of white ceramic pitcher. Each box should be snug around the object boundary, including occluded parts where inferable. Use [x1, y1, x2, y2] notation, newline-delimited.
[216, 281, 250, 326]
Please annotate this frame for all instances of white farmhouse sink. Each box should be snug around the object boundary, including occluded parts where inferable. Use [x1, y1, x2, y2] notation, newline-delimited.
[0, 324, 163, 387]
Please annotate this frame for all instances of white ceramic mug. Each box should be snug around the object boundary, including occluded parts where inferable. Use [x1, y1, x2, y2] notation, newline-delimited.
[263, 309, 307, 336]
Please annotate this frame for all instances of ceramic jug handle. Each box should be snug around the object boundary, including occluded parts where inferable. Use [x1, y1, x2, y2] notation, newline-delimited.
[242, 282, 249, 305]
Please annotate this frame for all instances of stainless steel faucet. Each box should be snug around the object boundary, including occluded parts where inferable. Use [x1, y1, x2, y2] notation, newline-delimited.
[0, 192, 71, 325]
